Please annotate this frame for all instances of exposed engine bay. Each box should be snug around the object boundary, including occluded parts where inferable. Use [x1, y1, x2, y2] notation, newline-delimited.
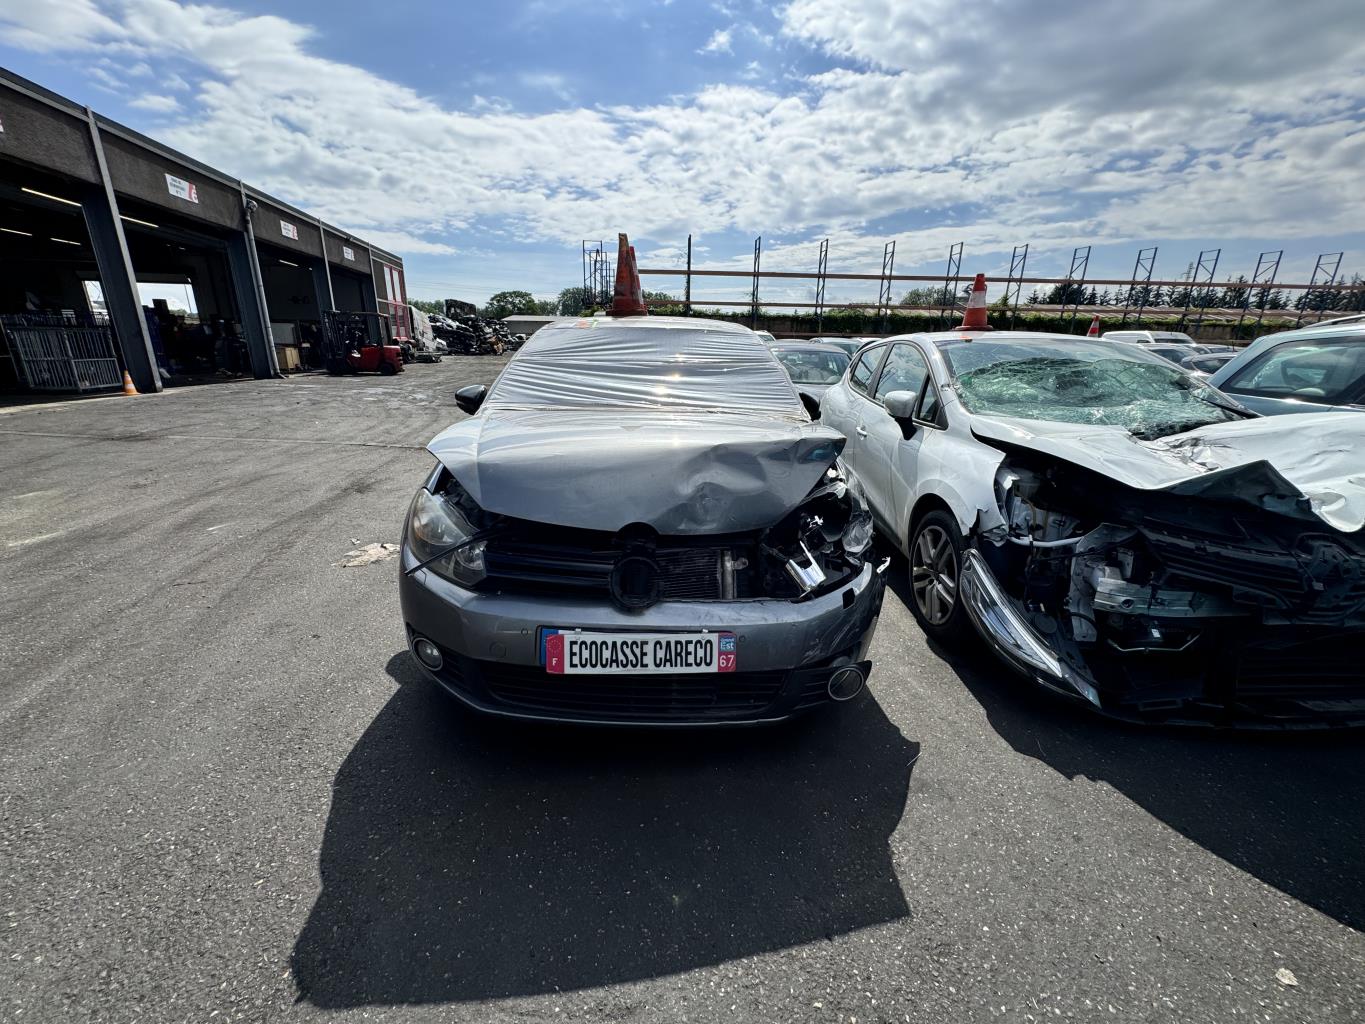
[976, 452, 1365, 726]
[427, 462, 876, 612]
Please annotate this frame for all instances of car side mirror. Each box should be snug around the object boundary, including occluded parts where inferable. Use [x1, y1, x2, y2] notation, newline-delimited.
[454, 383, 487, 415]
[883, 389, 919, 439]
[799, 391, 822, 420]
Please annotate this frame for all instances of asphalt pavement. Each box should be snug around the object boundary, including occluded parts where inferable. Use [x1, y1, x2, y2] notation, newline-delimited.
[1, 359, 1361, 1023]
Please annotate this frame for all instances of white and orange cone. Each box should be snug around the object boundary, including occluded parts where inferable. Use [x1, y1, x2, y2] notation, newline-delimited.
[960, 273, 991, 330]
[1086, 314, 1101, 337]
[121, 370, 139, 396]
[607, 233, 648, 317]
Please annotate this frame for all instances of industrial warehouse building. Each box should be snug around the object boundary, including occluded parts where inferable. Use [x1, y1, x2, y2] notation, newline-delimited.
[0, 69, 408, 395]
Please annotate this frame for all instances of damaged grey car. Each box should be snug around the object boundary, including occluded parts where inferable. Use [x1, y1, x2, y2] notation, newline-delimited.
[821, 328, 1365, 728]
[399, 273, 885, 725]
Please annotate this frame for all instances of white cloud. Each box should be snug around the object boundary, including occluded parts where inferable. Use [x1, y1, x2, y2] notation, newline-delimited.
[128, 93, 179, 112]
[698, 28, 732, 55]
[0, 0, 1362, 284]
[518, 71, 573, 103]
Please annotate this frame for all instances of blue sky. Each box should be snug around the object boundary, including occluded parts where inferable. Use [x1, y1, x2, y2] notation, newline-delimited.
[3, 0, 1364, 309]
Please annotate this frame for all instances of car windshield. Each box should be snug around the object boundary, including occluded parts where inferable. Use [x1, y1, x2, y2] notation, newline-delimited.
[485, 323, 806, 415]
[1222, 338, 1365, 405]
[940, 338, 1247, 438]
[773, 347, 850, 384]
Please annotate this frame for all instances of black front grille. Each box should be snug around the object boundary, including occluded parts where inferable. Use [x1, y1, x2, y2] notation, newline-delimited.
[1235, 633, 1365, 699]
[1143, 527, 1365, 621]
[469, 658, 788, 722]
[483, 540, 726, 601]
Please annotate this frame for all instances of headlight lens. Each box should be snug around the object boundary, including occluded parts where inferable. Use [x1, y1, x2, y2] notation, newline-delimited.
[841, 510, 874, 555]
[407, 486, 486, 587]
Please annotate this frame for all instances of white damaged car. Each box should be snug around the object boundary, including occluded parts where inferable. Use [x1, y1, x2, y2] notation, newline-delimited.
[821, 329, 1365, 728]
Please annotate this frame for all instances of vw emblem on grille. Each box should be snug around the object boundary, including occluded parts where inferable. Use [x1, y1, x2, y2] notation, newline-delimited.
[610, 554, 660, 610]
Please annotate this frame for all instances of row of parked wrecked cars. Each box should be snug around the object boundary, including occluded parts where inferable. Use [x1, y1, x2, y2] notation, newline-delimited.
[396, 235, 1365, 731]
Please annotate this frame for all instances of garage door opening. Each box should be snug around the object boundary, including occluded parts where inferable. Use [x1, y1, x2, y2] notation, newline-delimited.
[117, 201, 255, 387]
[0, 175, 122, 395]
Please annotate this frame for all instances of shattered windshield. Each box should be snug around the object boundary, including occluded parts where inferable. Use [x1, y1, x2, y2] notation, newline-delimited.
[940, 339, 1247, 439]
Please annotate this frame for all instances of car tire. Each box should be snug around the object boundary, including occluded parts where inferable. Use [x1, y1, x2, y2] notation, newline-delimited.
[379, 361, 398, 376]
[907, 510, 972, 646]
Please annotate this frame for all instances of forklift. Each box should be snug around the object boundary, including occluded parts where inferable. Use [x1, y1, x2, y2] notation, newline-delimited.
[320, 310, 404, 376]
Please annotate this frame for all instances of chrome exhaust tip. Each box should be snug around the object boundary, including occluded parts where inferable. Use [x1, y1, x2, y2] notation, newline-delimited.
[827, 664, 867, 702]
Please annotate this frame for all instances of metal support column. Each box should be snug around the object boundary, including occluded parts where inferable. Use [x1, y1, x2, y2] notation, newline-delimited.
[1296, 252, 1344, 326]
[1180, 248, 1221, 335]
[1004, 243, 1029, 329]
[1121, 246, 1158, 327]
[82, 108, 161, 393]
[684, 234, 692, 316]
[814, 238, 829, 333]
[1063, 245, 1091, 331]
[225, 231, 275, 379]
[750, 236, 762, 329]
[239, 185, 280, 376]
[1236, 250, 1282, 335]
[877, 241, 896, 333]
[939, 242, 963, 328]
[314, 218, 336, 312]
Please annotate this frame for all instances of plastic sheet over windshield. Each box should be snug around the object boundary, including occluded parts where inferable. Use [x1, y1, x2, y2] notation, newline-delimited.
[941, 338, 1245, 439]
[486, 320, 806, 415]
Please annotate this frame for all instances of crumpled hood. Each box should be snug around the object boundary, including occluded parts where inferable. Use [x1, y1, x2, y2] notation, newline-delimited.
[428, 409, 846, 534]
[971, 411, 1365, 532]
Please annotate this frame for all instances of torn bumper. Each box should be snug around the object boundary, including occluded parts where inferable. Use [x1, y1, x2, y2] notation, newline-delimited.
[959, 549, 1102, 708]
[399, 548, 885, 725]
[960, 549, 1365, 729]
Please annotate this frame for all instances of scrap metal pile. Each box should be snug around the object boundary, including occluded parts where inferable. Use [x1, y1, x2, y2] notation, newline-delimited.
[429, 314, 516, 355]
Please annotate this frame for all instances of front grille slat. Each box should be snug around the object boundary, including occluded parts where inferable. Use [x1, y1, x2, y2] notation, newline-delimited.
[470, 659, 788, 721]
[484, 539, 729, 602]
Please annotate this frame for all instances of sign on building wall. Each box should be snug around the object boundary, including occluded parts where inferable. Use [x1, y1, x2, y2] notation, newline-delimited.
[280, 220, 298, 240]
[342, 245, 355, 261]
[165, 173, 199, 203]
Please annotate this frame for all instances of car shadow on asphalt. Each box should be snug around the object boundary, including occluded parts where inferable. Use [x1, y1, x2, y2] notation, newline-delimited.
[290, 652, 918, 1007]
[896, 572, 1365, 933]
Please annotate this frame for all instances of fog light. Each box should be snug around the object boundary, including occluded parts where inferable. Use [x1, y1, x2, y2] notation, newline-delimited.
[827, 664, 866, 702]
[412, 636, 443, 670]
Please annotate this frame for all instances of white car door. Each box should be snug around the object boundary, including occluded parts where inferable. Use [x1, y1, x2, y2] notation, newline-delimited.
[822, 343, 888, 489]
[858, 342, 933, 536]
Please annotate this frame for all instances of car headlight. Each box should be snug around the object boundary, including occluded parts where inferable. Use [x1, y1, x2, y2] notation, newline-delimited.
[841, 510, 874, 555]
[406, 486, 487, 587]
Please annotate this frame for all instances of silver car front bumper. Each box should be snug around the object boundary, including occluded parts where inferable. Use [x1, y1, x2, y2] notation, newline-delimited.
[959, 549, 1101, 707]
[399, 548, 885, 725]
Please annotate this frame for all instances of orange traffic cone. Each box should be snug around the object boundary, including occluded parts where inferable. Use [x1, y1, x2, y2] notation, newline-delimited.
[121, 370, 139, 396]
[1086, 314, 1101, 337]
[607, 233, 648, 317]
[959, 273, 991, 330]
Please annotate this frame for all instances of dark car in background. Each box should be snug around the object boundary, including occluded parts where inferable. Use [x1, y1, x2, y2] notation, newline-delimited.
[1209, 316, 1365, 415]
[770, 342, 851, 404]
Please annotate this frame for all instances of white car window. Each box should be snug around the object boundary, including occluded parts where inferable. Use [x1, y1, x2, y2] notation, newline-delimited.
[873, 344, 929, 402]
[848, 347, 882, 396]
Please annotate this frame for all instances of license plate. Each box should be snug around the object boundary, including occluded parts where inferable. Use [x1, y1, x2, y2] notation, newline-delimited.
[543, 630, 736, 675]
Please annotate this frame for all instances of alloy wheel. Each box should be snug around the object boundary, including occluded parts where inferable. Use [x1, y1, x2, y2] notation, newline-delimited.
[911, 524, 958, 626]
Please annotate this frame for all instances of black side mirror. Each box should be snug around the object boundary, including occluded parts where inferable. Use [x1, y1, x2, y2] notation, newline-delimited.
[454, 384, 487, 415]
[799, 391, 822, 420]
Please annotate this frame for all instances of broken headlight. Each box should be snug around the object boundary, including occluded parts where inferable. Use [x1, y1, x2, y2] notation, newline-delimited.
[765, 464, 874, 598]
[406, 484, 488, 587]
